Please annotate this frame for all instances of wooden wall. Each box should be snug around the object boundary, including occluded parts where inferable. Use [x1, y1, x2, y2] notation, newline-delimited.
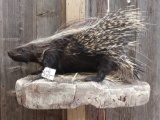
[0, 0, 66, 120]
[1, 0, 160, 120]
[136, 0, 160, 120]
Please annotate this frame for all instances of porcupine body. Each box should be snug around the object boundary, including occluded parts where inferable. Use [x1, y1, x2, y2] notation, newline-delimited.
[8, 8, 145, 82]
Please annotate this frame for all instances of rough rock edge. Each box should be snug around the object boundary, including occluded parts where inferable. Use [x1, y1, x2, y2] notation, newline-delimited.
[15, 75, 150, 109]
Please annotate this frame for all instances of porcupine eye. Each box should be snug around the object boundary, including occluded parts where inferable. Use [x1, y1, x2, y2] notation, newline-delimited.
[20, 48, 26, 53]
[21, 48, 25, 52]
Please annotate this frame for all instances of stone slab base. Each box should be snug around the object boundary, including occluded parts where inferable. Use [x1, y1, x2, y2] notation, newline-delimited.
[15, 74, 150, 109]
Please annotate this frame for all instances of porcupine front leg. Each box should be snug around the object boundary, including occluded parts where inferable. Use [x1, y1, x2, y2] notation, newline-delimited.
[85, 56, 117, 82]
[33, 48, 59, 80]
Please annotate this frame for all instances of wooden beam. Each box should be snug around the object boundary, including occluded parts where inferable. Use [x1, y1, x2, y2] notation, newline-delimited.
[66, 0, 85, 120]
[85, 0, 108, 120]
[66, 0, 85, 23]
[0, 0, 3, 119]
[67, 106, 85, 120]
[105, 1, 138, 120]
[36, 0, 66, 119]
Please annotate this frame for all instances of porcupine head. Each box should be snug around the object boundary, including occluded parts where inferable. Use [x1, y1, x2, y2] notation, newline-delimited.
[8, 42, 48, 64]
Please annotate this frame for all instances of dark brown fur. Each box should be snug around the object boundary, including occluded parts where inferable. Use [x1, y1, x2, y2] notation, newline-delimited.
[8, 36, 118, 82]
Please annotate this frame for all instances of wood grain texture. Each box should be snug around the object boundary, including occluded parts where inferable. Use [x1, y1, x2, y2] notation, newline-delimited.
[105, 1, 139, 120]
[60, 0, 66, 27]
[66, 0, 85, 119]
[67, 106, 85, 120]
[36, 0, 66, 119]
[0, 0, 3, 119]
[133, 0, 160, 120]
[1, 0, 23, 120]
[85, 0, 141, 120]
[66, 0, 85, 23]
[2, 0, 20, 38]
[36, 110, 63, 120]
[1, 0, 66, 120]
[1, 0, 64, 119]
[85, 0, 108, 17]
[20, 0, 38, 119]
[0, 0, 2, 38]
[85, 0, 108, 119]
[1, 0, 37, 120]
[37, 0, 65, 38]
[86, 105, 105, 120]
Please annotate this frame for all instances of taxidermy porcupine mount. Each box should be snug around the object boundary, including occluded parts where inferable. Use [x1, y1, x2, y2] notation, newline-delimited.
[8, 8, 146, 83]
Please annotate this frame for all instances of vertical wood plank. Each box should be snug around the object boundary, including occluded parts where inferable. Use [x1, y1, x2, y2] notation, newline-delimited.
[134, 0, 160, 120]
[62, 109, 67, 120]
[1, 0, 66, 120]
[131, 2, 149, 120]
[60, 0, 66, 27]
[85, 0, 108, 120]
[19, 0, 38, 119]
[1, 39, 23, 120]
[85, 106, 105, 120]
[67, 106, 85, 120]
[85, 0, 108, 17]
[105, 1, 140, 120]
[2, 0, 20, 38]
[106, 108, 135, 120]
[130, 2, 149, 120]
[1, 0, 23, 120]
[0, 0, 2, 38]
[1, 0, 38, 120]
[66, 0, 85, 23]
[0, 0, 3, 119]
[20, 0, 37, 43]
[36, 0, 66, 119]
[66, 0, 85, 119]
[85, 0, 138, 120]
[37, 0, 65, 38]
[36, 110, 63, 120]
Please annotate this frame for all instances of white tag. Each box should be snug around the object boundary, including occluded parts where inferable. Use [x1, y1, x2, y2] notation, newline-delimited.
[127, 0, 131, 3]
[41, 67, 56, 81]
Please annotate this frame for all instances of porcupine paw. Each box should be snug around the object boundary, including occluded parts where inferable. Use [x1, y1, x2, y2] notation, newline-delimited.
[84, 76, 103, 82]
[32, 73, 43, 80]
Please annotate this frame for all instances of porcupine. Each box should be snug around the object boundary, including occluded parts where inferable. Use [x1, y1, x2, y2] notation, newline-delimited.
[8, 8, 145, 83]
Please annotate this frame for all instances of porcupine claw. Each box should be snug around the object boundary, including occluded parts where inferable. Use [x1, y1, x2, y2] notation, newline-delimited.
[84, 76, 103, 82]
[32, 73, 43, 80]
